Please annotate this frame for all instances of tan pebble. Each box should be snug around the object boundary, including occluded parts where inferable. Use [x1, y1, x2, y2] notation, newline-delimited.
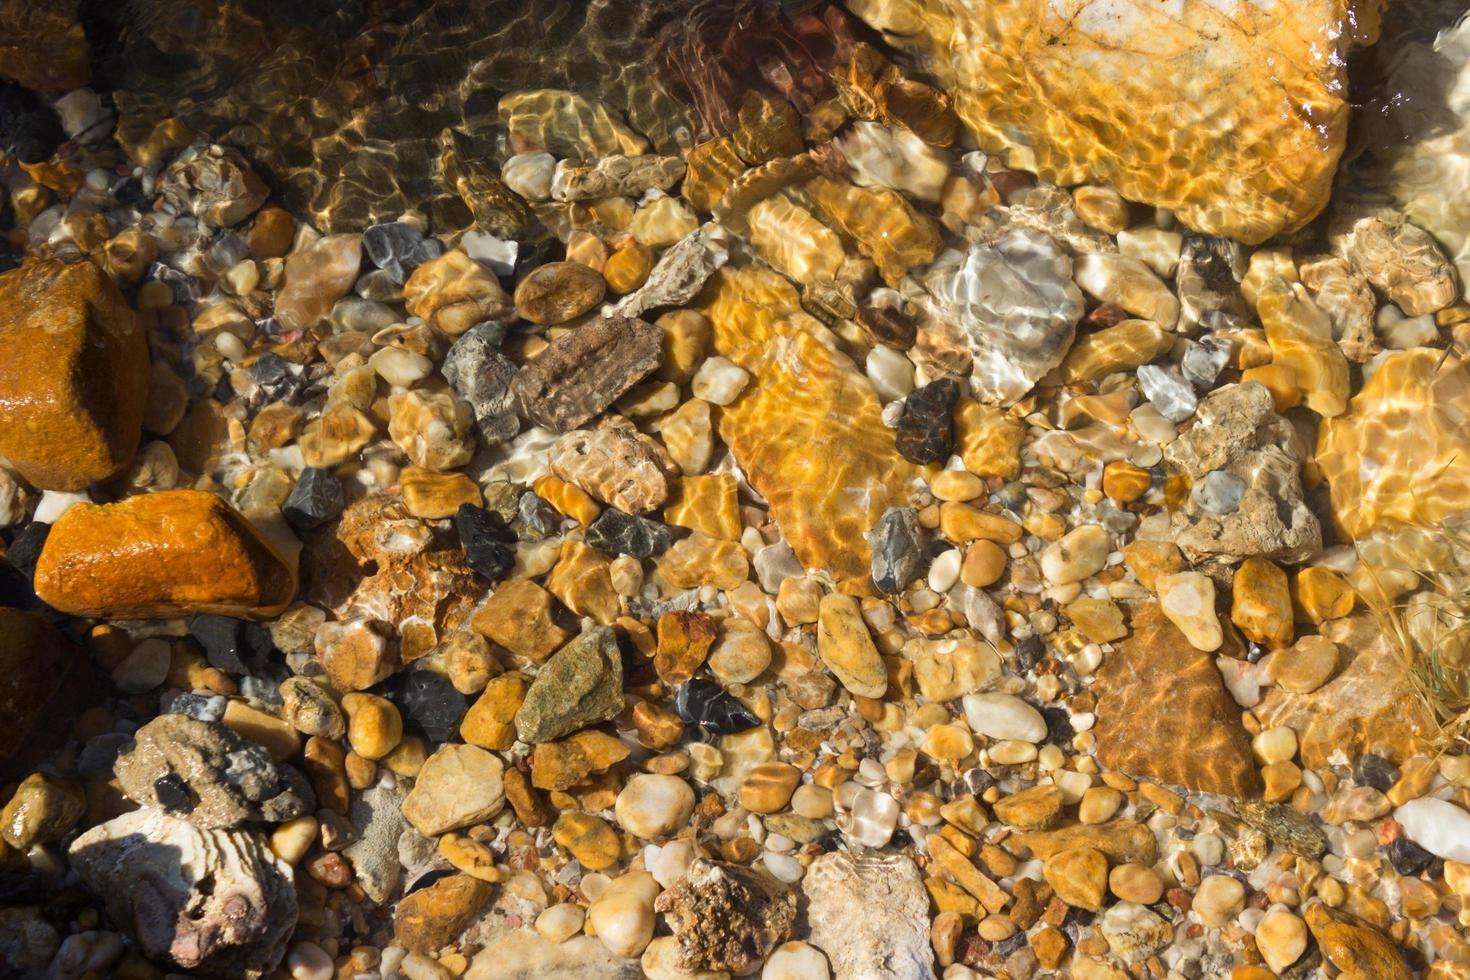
[1261, 760, 1303, 802]
[221, 699, 300, 761]
[776, 577, 821, 626]
[270, 815, 318, 865]
[655, 310, 712, 385]
[931, 910, 963, 967]
[1294, 566, 1355, 624]
[342, 692, 403, 760]
[1194, 874, 1246, 926]
[1255, 908, 1308, 973]
[1043, 846, 1108, 911]
[940, 502, 1023, 544]
[816, 593, 887, 698]
[604, 243, 654, 294]
[553, 812, 622, 870]
[1271, 633, 1338, 694]
[443, 631, 498, 695]
[439, 832, 504, 882]
[400, 466, 481, 519]
[921, 723, 974, 762]
[931, 470, 985, 502]
[460, 673, 529, 750]
[535, 903, 586, 943]
[1078, 786, 1123, 825]
[587, 871, 659, 957]
[1157, 571, 1223, 651]
[1122, 539, 1185, 593]
[615, 773, 696, 839]
[1251, 726, 1298, 765]
[632, 700, 685, 750]
[1074, 186, 1129, 234]
[1101, 461, 1151, 503]
[740, 762, 801, 814]
[791, 784, 833, 820]
[1108, 863, 1164, 904]
[960, 540, 1007, 588]
[344, 750, 376, 789]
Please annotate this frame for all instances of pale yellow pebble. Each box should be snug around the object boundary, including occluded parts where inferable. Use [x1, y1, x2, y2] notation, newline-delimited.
[341, 692, 403, 760]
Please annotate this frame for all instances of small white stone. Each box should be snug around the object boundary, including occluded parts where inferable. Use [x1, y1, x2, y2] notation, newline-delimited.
[1395, 798, 1470, 862]
[535, 903, 586, 943]
[866, 346, 915, 403]
[1255, 908, 1307, 974]
[1039, 524, 1111, 585]
[112, 638, 171, 694]
[988, 740, 1037, 765]
[501, 152, 556, 201]
[690, 356, 751, 406]
[928, 549, 962, 593]
[763, 940, 831, 980]
[614, 774, 695, 840]
[763, 850, 805, 883]
[368, 346, 433, 386]
[588, 871, 659, 958]
[963, 692, 1046, 742]
[1117, 227, 1183, 278]
[461, 231, 519, 276]
[838, 786, 899, 847]
[651, 838, 695, 888]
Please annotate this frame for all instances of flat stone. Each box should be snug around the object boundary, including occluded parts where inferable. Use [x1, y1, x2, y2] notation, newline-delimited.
[552, 153, 685, 201]
[401, 744, 506, 836]
[531, 730, 630, 792]
[817, 594, 888, 699]
[803, 852, 935, 980]
[275, 233, 362, 330]
[471, 579, 570, 662]
[654, 859, 796, 974]
[1329, 206, 1458, 316]
[394, 873, 494, 955]
[34, 489, 295, 619]
[512, 316, 662, 433]
[550, 416, 673, 513]
[404, 250, 514, 336]
[1092, 603, 1260, 797]
[514, 626, 625, 743]
[867, 506, 924, 595]
[1008, 820, 1158, 866]
[0, 258, 149, 491]
[586, 508, 673, 559]
[363, 221, 442, 284]
[442, 324, 520, 446]
[1303, 904, 1412, 980]
[514, 260, 606, 325]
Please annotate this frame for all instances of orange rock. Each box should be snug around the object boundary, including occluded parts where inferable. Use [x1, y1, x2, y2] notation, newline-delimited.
[1230, 558, 1294, 649]
[805, 176, 942, 286]
[471, 579, 570, 663]
[655, 611, 717, 686]
[544, 540, 620, 624]
[1293, 566, 1356, 624]
[34, 490, 295, 619]
[698, 266, 919, 581]
[656, 533, 749, 591]
[0, 259, 149, 490]
[663, 474, 741, 540]
[954, 399, 1024, 479]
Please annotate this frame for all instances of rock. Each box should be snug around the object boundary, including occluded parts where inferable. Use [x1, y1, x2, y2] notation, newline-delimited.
[550, 417, 672, 513]
[441, 324, 520, 446]
[513, 316, 662, 433]
[674, 679, 762, 738]
[70, 809, 296, 978]
[453, 503, 516, 582]
[1256, 278, 1349, 418]
[0, 258, 149, 491]
[315, 617, 398, 692]
[160, 143, 268, 228]
[1039, 524, 1110, 585]
[851, 0, 1362, 242]
[460, 674, 530, 751]
[1075, 253, 1180, 328]
[923, 227, 1084, 402]
[401, 743, 506, 836]
[655, 859, 796, 973]
[34, 490, 295, 619]
[1157, 571, 1223, 652]
[514, 626, 625, 743]
[467, 932, 642, 980]
[1231, 558, 1294, 649]
[1317, 348, 1470, 545]
[404, 251, 514, 336]
[763, 942, 831, 980]
[895, 379, 959, 464]
[0, 772, 83, 849]
[0, 906, 58, 975]
[1303, 903, 1411, 980]
[389, 390, 476, 471]
[1091, 603, 1260, 797]
[1255, 908, 1308, 974]
[656, 533, 749, 590]
[1255, 614, 1428, 767]
[394, 873, 494, 955]
[1042, 846, 1108, 911]
[663, 474, 740, 540]
[1192, 874, 1245, 927]
[587, 870, 660, 958]
[344, 780, 406, 903]
[963, 692, 1046, 742]
[401, 468, 480, 520]
[741, 762, 802, 814]
[655, 610, 717, 686]
[1136, 364, 1197, 422]
[1394, 798, 1470, 862]
[867, 506, 923, 594]
[553, 811, 621, 869]
[610, 226, 731, 321]
[817, 594, 888, 699]
[275, 234, 362, 330]
[279, 467, 344, 532]
[1010, 820, 1158, 866]
[380, 670, 468, 743]
[550, 153, 684, 201]
[545, 540, 621, 623]
[1056, 319, 1172, 384]
[697, 266, 918, 581]
[993, 785, 1064, 830]
[803, 852, 934, 980]
[1164, 383, 1321, 564]
[514, 261, 606, 325]
[532, 730, 630, 791]
[363, 222, 442, 284]
[910, 636, 1000, 702]
[1330, 207, 1458, 316]
[586, 508, 673, 559]
[471, 579, 570, 662]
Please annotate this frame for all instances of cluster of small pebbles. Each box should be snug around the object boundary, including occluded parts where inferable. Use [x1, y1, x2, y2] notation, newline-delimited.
[4, 11, 1470, 980]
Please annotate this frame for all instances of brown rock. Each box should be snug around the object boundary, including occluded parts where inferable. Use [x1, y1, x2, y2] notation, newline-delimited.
[550, 417, 673, 514]
[405, 251, 514, 336]
[503, 765, 552, 827]
[1056, 319, 1172, 384]
[0, 610, 85, 777]
[531, 730, 630, 791]
[993, 785, 1064, 830]
[34, 490, 295, 619]
[511, 315, 662, 433]
[1303, 903, 1411, 980]
[1008, 820, 1158, 866]
[656, 533, 749, 591]
[470, 579, 570, 662]
[401, 467, 482, 520]
[275, 234, 362, 330]
[552, 811, 621, 870]
[314, 618, 398, 693]
[684, 137, 746, 213]
[1231, 557, 1294, 649]
[1092, 603, 1260, 797]
[0, 258, 149, 490]
[0, 0, 90, 91]
[544, 540, 620, 624]
[654, 859, 796, 974]
[514, 261, 606, 325]
[1043, 847, 1108, 911]
[655, 611, 718, 686]
[0, 772, 84, 849]
[394, 873, 494, 955]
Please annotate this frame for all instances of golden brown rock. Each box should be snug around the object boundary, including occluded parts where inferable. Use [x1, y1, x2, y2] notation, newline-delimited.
[400, 467, 482, 520]
[550, 417, 673, 514]
[684, 137, 746, 213]
[394, 873, 494, 955]
[1008, 820, 1158, 866]
[954, 399, 1024, 480]
[514, 261, 606, 325]
[532, 731, 631, 791]
[461, 674, 530, 751]
[552, 812, 621, 870]
[34, 490, 295, 619]
[1303, 903, 1411, 980]
[655, 611, 717, 687]
[1317, 348, 1470, 541]
[663, 474, 740, 540]
[1092, 603, 1260, 797]
[697, 266, 919, 581]
[545, 540, 620, 624]
[1257, 278, 1349, 418]
[804, 176, 942, 286]
[1231, 558, 1294, 650]
[471, 579, 570, 662]
[0, 258, 149, 491]
[1055, 319, 1172, 384]
[656, 533, 748, 591]
[849, 0, 1370, 242]
[404, 251, 514, 336]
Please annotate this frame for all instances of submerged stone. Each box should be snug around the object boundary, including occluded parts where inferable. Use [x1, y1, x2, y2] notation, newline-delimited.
[895, 378, 959, 464]
[512, 316, 662, 433]
[867, 506, 923, 595]
[514, 627, 625, 744]
[586, 508, 673, 559]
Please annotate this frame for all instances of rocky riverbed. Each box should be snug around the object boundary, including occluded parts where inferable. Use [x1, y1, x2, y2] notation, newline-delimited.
[2, 1, 1470, 979]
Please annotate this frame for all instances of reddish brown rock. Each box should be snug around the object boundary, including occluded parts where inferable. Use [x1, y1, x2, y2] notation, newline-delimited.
[511, 316, 662, 432]
[1092, 603, 1260, 798]
[34, 490, 296, 619]
[0, 258, 149, 491]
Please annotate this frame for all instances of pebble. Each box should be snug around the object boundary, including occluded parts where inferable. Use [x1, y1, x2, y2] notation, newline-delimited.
[1079, 787, 1124, 824]
[1395, 798, 1470, 861]
[1043, 846, 1108, 911]
[111, 637, 171, 693]
[1040, 524, 1111, 585]
[762, 941, 830, 980]
[1255, 908, 1308, 974]
[514, 260, 606, 325]
[1108, 863, 1164, 905]
[616, 773, 696, 840]
[741, 762, 802, 813]
[513, 626, 624, 743]
[691, 356, 750, 405]
[286, 941, 335, 980]
[895, 378, 959, 465]
[816, 594, 888, 698]
[454, 504, 517, 582]
[963, 692, 1046, 742]
[587, 871, 660, 957]
[553, 812, 622, 870]
[1137, 364, 1198, 422]
[362, 222, 442, 284]
[502, 151, 556, 200]
[1271, 634, 1338, 694]
[342, 693, 403, 760]
[1192, 470, 1246, 514]
[1193, 874, 1245, 927]
[708, 618, 772, 684]
[0, 772, 84, 849]
[401, 744, 506, 836]
[1157, 571, 1223, 651]
[867, 506, 923, 595]
[404, 250, 513, 335]
[535, 903, 586, 943]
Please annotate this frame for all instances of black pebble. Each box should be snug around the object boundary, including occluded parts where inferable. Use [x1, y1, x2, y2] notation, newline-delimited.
[363, 221, 443, 284]
[1041, 706, 1074, 745]
[1013, 635, 1044, 673]
[894, 378, 959, 465]
[187, 613, 274, 675]
[585, 508, 672, 559]
[152, 772, 195, 815]
[455, 503, 517, 581]
[5, 522, 49, 580]
[378, 670, 469, 743]
[1355, 752, 1397, 792]
[674, 679, 762, 736]
[282, 467, 345, 532]
[1388, 836, 1434, 876]
[0, 82, 63, 165]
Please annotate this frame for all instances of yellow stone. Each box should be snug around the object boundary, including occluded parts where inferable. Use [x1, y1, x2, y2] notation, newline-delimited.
[1257, 279, 1349, 418]
[804, 176, 942, 286]
[460, 673, 530, 751]
[1231, 558, 1294, 649]
[655, 310, 712, 385]
[1294, 566, 1356, 624]
[471, 579, 570, 663]
[928, 832, 1010, 913]
[656, 533, 749, 590]
[1242, 362, 1302, 413]
[1063, 598, 1127, 643]
[992, 785, 1063, 831]
[663, 474, 741, 540]
[940, 502, 1023, 545]
[545, 541, 620, 624]
[1122, 540, 1185, 593]
[531, 730, 631, 791]
[1101, 462, 1151, 503]
[1044, 847, 1108, 911]
[954, 399, 1024, 479]
[739, 762, 802, 813]
[747, 194, 846, 284]
[1055, 320, 1172, 384]
[961, 540, 1007, 588]
[553, 812, 622, 871]
[603, 243, 653, 295]
[817, 593, 888, 699]
[401, 467, 482, 520]
[342, 693, 403, 761]
[438, 833, 504, 883]
[684, 137, 745, 212]
[533, 474, 601, 525]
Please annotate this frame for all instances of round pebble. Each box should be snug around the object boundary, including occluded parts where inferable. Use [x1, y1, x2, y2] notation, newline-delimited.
[1193, 874, 1246, 927]
[963, 692, 1046, 742]
[535, 903, 585, 943]
[615, 774, 696, 840]
[763, 941, 831, 980]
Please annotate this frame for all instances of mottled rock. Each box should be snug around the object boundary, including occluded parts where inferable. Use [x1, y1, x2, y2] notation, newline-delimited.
[344, 780, 405, 903]
[532, 729, 630, 791]
[1303, 903, 1411, 980]
[895, 379, 959, 465]
[0, 772, 83, 849]
[471, 579, 569, 662]
[1092, 603, 1260, 797]
[867, 506, 923, 594]
[0, 258, 148, 491]
[34, 490, 295, 619]
[586, 508, 673, 559]
[551, 417, 673, 513]
[467, 932, 642, 980]
[803, 852, 935, 980]
[388, 389, 476, 471]
[807, 177, 942, 286]
[655, 860, 796, 973]
[1256, 277, 1349, 418]
[275, 234, 362, 330]
[512, 316, 662, 432]
[442, 323, 519, 446]
[363, 221, 443, 284]
[395, 873, 494, 955]
[401, 743, 506, 836]
[552, 153, 685, 201]
[514, 260, 606, 325]
[817, 594, 888, 699]
[1330, 207, 1458, 316]
[514, 626, 625, 743]
[405, 250, 514, 336]
[159, 143, 268, 228]
[70, 809, 296, 979]
[1136, 364, 1197, 422]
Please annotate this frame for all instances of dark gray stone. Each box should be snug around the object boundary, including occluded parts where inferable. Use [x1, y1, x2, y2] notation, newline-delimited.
[585, 508, 672, 559]
[362, 222, 443, 284]
[894, 379, 958, 465]
[442, 323, 519, 446]
[282, 467, 344, 531]
[865, 506, 923, 595]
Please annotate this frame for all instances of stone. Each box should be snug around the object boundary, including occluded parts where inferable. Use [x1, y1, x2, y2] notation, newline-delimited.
[586, 508, 672, 559]
[1317, 349, 1470, 544]
[315, 618, 398, 692]
[388, 390, 476, 471]
[115, 714, 308, 829]
[656, 533, 749, 590]
[0, 258, 149, 491]
[1394, 798, 1470, 862]
[1231, 558, 1294, 649]
[532, 730, 629, 791]
[604, 242, 654, 294]
[993, 785, 1064, 830]
[469, 933, 641, 980]
[895, 379, 959, 464]
[1256, 278, 1349, 418]
[655, 611, 718, 686]
[1303, 903, 1411, 980]
[545, 540, 620, 623]
[513, 316, 662, 433]
[275, 234, 361, 330]
[674, 679, 763, 737]
[963, 692, 1046, 742]
[817, 594, 888, 699]
[404, 251, 514, 336]
[160, 143, 268, 227]
[401, 468, 481, 520]
[380, 670, 467, 743]
[1157, 571, 1223, 652]
[513, 261, 606, 325]
[1039, 524, 1111, 586]
[1063, 597, 1128, 643]
[631, 195, 700, 247]
[514, 626, 625, 743]
[1255, 909, 1308, 974]
[394, 873, 493, 955]
[655, 859, 796, 974]
[664, 475, 741, 542]
[552, 811, 621, 870]
[616, 773, 696, 840]
[362, 221, 442, 284]
[454, 504, 516, 582]
[460, 674, 530, 751]
[550, 417, 672, 513]
[1100, 903, 1172, 963]
[1108, 864, 1164, 905]
[1043, 847, 1107, 911]
[910, 636, 1001, 702]
[762, 942, 830, 980]
[298, 404, 377, 468]
[611, 226, 732, 321]
[0, 772, 83, 849]
[280, 677, 344, 739]
[803, 852, 934, 980]
[697, 266, 919, 581]
[923, 227, 1084, 402]
[741, 762, 802, 814]
[1137, 364, 1197, 422]
[34, 490, 295, 619]
[442, 324, 519, 446]
[471, 579, 569, 662]
[1075, 253, 1180, 329]
[849, 0, 1363, 242]
[1330, 207, 1458, 316]
[867, 506, 923, 594]
[401, 744, 506, 836]
[70, 809, 296, 978]
[555, 153, 684, 201]
[282, 467, 345, 531]
[1056, 319, 1172, 384]
[1092, 603, 1260, 797]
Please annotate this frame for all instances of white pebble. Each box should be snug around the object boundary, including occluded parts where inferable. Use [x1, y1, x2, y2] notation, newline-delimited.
[34, 490, 89, 524]
[369, 346, 433, 387]
[286, 942, 334, 980]
[963, 692, 1046, 742]
[501, 152, 556, 201]
[690, 356, 751, 406]
[763, 941, 831, 980]
[763, 850, 805, 883]
[1395, 798, 1470, 861]
[651, 838, 695, 888]
[866, 346, 915, 403]
[928, 549, 962, 593]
